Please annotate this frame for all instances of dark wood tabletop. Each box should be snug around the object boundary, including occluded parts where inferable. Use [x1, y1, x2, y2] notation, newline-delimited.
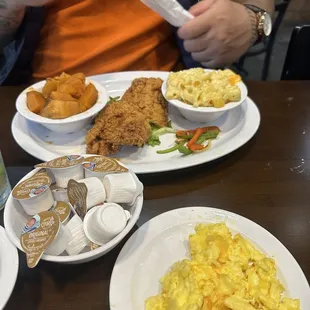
[1, 81, 310, 309]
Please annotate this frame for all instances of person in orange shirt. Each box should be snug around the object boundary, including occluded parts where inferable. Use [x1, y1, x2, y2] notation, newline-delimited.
[0, 0, 274, 84]
[32, 0, 181, 78]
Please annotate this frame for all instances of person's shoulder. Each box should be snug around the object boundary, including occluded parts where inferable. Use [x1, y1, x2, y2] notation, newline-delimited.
[1, 7, 46, 85]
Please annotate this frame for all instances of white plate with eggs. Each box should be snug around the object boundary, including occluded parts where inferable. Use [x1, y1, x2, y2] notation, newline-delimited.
[109, 207, 310, 310]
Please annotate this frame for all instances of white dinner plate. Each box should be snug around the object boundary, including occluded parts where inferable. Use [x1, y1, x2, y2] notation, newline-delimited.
[109, 207, 310, 310]
[11, 71, 260, 174]
[0, 226, 19, 309]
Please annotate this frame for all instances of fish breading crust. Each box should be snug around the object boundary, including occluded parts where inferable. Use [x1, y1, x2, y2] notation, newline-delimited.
[86, 140, 119, 156]
[86, 78, 168, 156]
[121, 78, 168, 128]
[87, 101, 151, 147]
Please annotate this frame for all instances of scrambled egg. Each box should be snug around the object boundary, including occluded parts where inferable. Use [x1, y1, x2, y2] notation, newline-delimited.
[145, 223, 300, 310]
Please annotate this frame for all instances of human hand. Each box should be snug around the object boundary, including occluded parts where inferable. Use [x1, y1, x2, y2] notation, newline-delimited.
[178, 0, 253, 68]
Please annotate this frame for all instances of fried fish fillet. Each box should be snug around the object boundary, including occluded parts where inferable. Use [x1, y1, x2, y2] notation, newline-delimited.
[86, 101, 151, 147]
[121, 78, 168, 128]
[86, 140, 119, 156]
[86, 78, 168, 156]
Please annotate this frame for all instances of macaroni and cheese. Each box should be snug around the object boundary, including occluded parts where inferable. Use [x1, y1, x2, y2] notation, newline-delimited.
[166, 68, 242, 108]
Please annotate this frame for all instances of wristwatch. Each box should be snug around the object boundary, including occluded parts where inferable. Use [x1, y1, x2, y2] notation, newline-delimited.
[244, 4, 272, 44]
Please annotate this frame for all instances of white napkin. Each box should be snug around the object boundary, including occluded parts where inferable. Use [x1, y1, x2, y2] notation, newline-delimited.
[140, 0, 194, 27]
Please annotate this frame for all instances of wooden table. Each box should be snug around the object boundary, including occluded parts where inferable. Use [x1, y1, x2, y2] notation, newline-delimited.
[1, 81, 310, 309]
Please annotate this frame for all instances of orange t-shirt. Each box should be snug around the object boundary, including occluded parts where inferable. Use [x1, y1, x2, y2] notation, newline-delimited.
[32, 0, 180, 78]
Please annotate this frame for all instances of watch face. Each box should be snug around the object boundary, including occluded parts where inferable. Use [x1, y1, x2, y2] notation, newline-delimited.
[263, 13, 272, 36]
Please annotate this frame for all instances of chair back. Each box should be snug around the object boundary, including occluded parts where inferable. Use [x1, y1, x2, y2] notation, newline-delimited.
[282, 25, 310, 80]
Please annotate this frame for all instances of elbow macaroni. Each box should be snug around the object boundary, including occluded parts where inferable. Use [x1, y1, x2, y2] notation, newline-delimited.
[145, 223, 300, 310]
[166, 68, 242, 108]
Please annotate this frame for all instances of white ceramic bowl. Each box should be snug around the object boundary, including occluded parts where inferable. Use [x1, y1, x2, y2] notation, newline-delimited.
[4, 157, 144, 264]
[162, 69, 248, 123]
[16, 79, 108, 133]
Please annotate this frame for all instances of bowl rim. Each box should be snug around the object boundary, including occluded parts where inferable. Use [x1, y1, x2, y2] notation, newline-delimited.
[162, 69, 248, 113]
[16, 79, 108, 125]
[3, 156, 144, 263]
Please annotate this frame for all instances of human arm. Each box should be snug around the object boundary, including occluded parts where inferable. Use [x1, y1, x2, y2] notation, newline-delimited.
[0, 1, 25, 53]
[0, 0, 50, 85]
[234, 0, 273, 15]
[0, 0, 53, 53]
[178, 0, 275, 68]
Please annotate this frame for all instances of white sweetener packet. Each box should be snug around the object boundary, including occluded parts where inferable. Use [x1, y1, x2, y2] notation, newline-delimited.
[140, 0, 194, 27]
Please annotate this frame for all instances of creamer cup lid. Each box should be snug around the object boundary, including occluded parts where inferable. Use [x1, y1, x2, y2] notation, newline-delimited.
[52, 201, 71, 224]
[35, 155, 84, 169]
[12, 173, 52, 200]
[67, 179, 88, 219]
[33, 168, 50, 178]
[82, 156, 128, 173]
[20, 211, 60, 268]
